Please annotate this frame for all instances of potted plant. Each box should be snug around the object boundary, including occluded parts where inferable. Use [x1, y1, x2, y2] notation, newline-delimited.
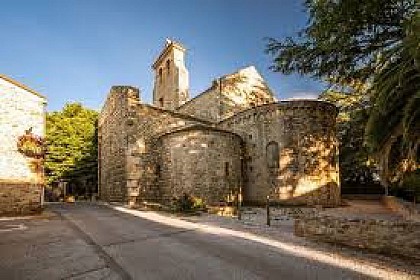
[17, 128, 45, 159]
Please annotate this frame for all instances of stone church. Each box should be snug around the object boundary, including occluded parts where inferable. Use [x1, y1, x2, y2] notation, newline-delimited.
[99, 40, 340, 207]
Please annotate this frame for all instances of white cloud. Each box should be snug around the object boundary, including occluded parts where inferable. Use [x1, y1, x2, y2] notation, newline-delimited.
[285, 92, 319, 100]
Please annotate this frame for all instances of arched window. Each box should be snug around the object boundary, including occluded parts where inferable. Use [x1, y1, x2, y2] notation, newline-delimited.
[266, 141, 279, 168]
[158, 68, 163, 83]
[159, 97, 164, 107]
[166, 59, 170, 75]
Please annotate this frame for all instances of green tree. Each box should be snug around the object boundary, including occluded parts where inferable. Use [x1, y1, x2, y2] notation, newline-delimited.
[320, 81, 382, 193]
[45, 103, 98, 195]
[266, 0, 416, 82]
[365, 17, 419, 188]
[266, 0, 419, 190]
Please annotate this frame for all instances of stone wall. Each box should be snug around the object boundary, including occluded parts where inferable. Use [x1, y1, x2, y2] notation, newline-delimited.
[0, 181, 42, 215]
[98, 86, 211, 204]
[177, 66, 275, 122]
[382, 196, 420, 221]
[176, 87, 221, 121]
[0, 76, 46, 215]
[157, 126, 243, 205]
[218, 100, 340, 206]
[125, 105, 210, 204]
[98, 86, 139, 202]
[295, 216, 420, 261]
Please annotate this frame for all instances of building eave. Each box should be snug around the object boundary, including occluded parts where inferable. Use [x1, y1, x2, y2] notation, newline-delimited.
[0, 74, 47, 100]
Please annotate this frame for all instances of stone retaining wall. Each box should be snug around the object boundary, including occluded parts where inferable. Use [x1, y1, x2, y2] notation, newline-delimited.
[382, 196, 420, 221]
[295, 216, 420, 261]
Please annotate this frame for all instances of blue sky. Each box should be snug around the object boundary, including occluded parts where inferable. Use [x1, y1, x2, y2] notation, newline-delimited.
[1, 0, 324, 111]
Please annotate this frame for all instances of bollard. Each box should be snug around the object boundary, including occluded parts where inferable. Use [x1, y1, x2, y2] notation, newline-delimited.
[237, 192, 242, 220]
[266, 196, 271, 226]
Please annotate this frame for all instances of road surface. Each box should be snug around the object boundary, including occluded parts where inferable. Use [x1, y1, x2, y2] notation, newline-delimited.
[0, 203, 400, 279]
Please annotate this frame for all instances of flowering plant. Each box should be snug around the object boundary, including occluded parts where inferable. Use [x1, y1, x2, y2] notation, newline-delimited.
[17, 130, 45, 159]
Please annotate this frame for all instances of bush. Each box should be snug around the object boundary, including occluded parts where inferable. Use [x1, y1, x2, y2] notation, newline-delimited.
[171, 193, 206, 213]
[401, 169, 420, 200]
[192, 197, 206, 210]
[391, 169, 420, 201]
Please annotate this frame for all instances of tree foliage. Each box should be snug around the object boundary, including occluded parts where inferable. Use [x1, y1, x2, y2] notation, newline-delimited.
[266, 0, 416, 82]
[266, 0, 419, 187]
[45, 103, 98, 189]
[320, 81, 381, 191]
[365, 16, 420, 153]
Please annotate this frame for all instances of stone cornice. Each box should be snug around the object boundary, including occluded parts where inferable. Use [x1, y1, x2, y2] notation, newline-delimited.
[218, 100, 338, 124]
[156, 124, 243, 142]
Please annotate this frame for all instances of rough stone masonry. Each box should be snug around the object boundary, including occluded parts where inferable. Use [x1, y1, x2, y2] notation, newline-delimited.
[0, 75, 46, 215]
[98, 40, 340, 207]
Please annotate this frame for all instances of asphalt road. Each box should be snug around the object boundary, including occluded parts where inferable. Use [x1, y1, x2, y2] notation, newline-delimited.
[0, 203, 380, 279]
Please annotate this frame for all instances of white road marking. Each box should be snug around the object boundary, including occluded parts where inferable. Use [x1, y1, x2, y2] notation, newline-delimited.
[0, 216, 33, 221]
[0, 224, 28, 232]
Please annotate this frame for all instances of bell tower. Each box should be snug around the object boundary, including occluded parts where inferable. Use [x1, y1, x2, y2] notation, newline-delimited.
[152, 39, 189, 110]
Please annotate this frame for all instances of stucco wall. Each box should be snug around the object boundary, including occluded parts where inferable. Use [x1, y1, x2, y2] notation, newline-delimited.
[157, 127, 243, 205]
[218, 100, 340, 206]
[0, 78, 45, 182]
[0, 77, 46, 215]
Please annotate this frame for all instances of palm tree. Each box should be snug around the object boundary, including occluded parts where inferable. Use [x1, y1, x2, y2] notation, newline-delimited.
[365, 16, 420, 192]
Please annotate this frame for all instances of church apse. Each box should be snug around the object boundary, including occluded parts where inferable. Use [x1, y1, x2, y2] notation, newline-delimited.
[218, 100, 340, 206]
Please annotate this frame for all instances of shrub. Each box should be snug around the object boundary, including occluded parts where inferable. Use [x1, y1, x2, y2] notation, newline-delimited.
[391, 169, 420, 201]
[192, 197, 206, 210]
[400, 169, 420, 201]
[171, 193, 206, 213]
